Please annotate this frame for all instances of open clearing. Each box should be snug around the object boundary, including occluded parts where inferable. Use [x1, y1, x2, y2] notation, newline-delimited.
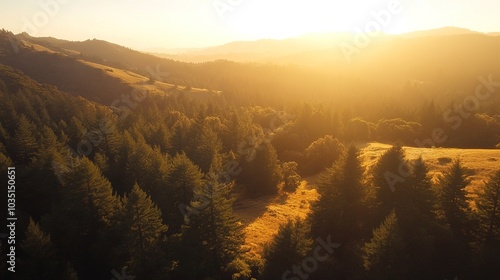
[235, 143, 499, 260]
[359, 142, 500, 192]
[234, 180, 319, 260]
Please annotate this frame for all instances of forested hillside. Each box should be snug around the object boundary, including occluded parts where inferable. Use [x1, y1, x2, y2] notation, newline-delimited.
[0, 28, 499, 279]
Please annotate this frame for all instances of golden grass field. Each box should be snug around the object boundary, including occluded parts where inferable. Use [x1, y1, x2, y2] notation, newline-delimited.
[235, 142, 499, 260]
[234, 180, 319, 260]
[359, 142, 500, 193]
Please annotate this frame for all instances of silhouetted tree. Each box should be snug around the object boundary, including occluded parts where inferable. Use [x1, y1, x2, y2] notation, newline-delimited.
[363, 211, 410, 280]
[262, 218, 312, 280]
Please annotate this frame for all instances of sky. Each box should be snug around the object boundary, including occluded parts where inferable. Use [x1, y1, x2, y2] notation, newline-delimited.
[0, 0, 499, 50]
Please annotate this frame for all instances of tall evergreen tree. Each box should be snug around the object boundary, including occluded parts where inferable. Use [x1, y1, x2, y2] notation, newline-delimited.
[363, 211, 410, 280]
[10, 114, 37, 164]
[261, 218, 312, 280]
[164, 152, 204, 233]
[408, 157, 435, 219]
[438, 159, 473, 240]
[178, 181, 245, 279]
[310, 146, 366, 280]
[238, 142, 282, 196]
[311, 146, 366, 240]
[474, 170, 500, 278]
[48, 157, 119, 279]
[19, 218, 78, 280]
[119, 184, 169, 279]
[370, 145, 409, 225]
[475, 170, 500, 241]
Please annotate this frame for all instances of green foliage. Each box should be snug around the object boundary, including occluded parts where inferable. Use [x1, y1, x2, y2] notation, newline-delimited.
[238, 142, 282, 196]
[186, 117, 223, 173]
[437, 159, 473, 240]
[48, 157, 119, 277]
[178, 181, 245, 279]
[282, 161, 301, 191]
[262, 218, 312, 280]
[164, 152, 204, 233]
[10, 115, 38, 164]
[311, 146, 366, 240]
[120, 184, 168, 278]
[303, 135, 345, 175]
[375, 118, 423, 144]
[475, 170, 500, 241]
[370, 145, 408, 223]
[19, 218, 78, 280]
[345, 118, 373, 142]
[363, 211, 410, 280]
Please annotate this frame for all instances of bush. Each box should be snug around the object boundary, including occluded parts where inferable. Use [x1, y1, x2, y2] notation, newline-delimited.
[302, 135, 345, 175]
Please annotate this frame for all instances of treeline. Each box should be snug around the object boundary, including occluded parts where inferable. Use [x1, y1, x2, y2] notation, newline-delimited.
[264, 146, 500, 279]
[1, 60, 499, 280]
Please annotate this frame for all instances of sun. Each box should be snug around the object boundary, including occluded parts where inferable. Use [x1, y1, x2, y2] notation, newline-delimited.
[226, 0, 375, 39]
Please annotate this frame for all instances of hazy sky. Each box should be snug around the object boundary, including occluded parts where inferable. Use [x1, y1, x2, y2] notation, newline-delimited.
[0, 0, 499, 50]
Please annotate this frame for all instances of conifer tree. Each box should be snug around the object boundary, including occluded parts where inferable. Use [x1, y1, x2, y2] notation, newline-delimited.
[238, 142, 282, 196]
[475, 170, 500, 241]
[438, 159, 473, 240]
[179, 180, 245, 279]
[10, 114, 37, 164]
[473, 170, 500, 278]
[408, 157, 435, 219]
[311, 146, 366, 240]
[370, 145, 409, 224]
[48, 157, 119, 278]
[363, 211, 410, 279]
[261, 218, 312, 280]
[186, 119, 223, 173]
[120, 184, 168, 279]
[20, 218, 78, 280]
[164, 152, 204, 233]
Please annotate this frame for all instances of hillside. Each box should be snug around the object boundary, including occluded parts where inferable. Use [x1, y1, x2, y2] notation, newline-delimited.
[360, 142, 500, 192]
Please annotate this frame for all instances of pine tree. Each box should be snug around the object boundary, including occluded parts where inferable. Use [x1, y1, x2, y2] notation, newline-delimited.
[370, 145, 409, 224]
[408, 156, 435, 220]
[120, 184, 168, 279]
[474, 170, 500, 278]
[164, 152, 204, 233]
[282, 161, 301, 192]
[311, 146, 366, 240]
[186, 119, 223, 173]
[438, 159, 472, 240]
[261, 218, 312, 280]
[310, 146, 366, 279]
[238, 142, 282, 196]
[10, 114, 38, 164]
[49, 157, 119, 278]
[363, 211, 410, 280]
[19, 218, 78, 280]
[179, 180, 245, 279]
[475, 170, 500, 241]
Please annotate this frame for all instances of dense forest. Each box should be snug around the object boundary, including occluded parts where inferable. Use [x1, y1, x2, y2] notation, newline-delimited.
[1, 29, 500, 279]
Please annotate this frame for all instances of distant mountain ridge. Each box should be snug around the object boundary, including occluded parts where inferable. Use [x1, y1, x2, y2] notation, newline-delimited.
[151, 27, 499, 63]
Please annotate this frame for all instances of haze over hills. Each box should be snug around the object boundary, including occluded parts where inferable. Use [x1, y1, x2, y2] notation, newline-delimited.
[2, 26, 500, 109]
[1, 22, 500, 280]
[151, 27, 499, 64]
